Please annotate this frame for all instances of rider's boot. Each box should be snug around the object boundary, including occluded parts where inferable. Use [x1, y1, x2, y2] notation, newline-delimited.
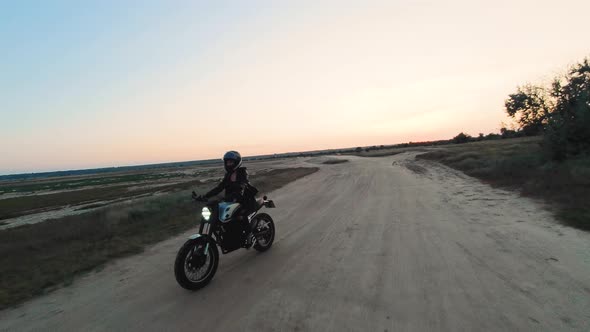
[239, 215, 256, 249]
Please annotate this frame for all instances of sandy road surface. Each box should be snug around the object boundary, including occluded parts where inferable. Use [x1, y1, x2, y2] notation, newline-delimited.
[2, 154, 590, 331]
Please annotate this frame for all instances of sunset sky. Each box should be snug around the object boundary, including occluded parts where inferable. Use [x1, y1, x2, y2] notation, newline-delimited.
[1, 0, 589, 174]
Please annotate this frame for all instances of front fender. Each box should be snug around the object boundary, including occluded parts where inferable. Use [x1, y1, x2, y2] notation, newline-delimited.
[188, 233, 202, 240]
[187, 233, 217, 245]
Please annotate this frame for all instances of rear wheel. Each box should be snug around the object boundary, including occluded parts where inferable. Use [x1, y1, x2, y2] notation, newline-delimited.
[174, 237, 219, 290]
[253, 213, 275, 252]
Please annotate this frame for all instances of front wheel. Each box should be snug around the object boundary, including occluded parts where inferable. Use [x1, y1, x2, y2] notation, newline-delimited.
[174, 237, 219, 290]
[253, 213, 275, 252]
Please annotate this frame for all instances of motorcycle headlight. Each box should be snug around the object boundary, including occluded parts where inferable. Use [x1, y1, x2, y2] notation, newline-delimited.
[201, 207, 211, 221]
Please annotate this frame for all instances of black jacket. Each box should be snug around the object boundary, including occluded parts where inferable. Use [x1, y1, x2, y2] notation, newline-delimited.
[204, 167, 251, 202]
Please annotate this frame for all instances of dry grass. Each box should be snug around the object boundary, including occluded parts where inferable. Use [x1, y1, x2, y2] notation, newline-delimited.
[0, 179, 206, 220]
[0, 173, 184, 194]
[0, 167, 318, 310]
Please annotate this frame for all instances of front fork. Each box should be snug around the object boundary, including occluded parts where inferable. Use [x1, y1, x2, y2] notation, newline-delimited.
[199, 221, 212, 256]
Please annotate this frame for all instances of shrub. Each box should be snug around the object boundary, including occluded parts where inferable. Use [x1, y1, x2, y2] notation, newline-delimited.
[453, 132, 471, 144]
[544, 59, 590, 159]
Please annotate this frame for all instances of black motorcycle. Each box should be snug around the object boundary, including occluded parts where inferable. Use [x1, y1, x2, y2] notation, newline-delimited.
[174, 192, 276, 290]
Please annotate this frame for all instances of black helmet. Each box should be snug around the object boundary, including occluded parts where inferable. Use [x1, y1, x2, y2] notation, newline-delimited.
[223, 150, 242, 172]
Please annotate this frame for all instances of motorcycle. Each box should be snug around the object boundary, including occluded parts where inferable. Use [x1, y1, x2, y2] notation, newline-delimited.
[174, 191, 276, 290]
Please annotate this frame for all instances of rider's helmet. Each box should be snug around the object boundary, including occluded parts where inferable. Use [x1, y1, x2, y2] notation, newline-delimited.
[223, 150, 242, 173]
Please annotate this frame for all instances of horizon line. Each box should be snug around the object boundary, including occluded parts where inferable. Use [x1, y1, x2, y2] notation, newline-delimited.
[0, 139, 426, 177]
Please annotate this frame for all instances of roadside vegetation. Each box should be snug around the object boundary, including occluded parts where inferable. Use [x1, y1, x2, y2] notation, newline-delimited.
[419, 56, 590, 230]
[322, 159, 349, 165]
[350, 148, 408, 157]
[0, 167, 318, 310]
[0, 172, 186, 194]
[417, 137, 590, 229]
[0, 178, 205, 220]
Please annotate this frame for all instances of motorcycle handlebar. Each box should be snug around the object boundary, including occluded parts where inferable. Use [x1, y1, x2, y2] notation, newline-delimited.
[191, 191, 208, 202]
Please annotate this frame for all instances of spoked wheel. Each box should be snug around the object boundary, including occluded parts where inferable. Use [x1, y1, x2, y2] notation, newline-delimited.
[253, 213, 275, 252]
[174, 237, 219, 290]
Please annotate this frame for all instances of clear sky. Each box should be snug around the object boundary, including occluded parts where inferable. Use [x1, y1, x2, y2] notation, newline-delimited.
[1, 0, 589, 174]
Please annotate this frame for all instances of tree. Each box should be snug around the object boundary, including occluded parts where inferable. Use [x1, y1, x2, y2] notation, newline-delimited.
[505, 84, 552, 136]
[545, 57, 590, 160]
[453, 132, 471, 144]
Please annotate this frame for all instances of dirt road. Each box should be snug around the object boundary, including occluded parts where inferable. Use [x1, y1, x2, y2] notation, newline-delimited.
[2, 154, 589, 331]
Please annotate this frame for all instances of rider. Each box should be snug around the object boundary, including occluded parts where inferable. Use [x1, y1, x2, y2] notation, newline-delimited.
[199, 151, 257, 246]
